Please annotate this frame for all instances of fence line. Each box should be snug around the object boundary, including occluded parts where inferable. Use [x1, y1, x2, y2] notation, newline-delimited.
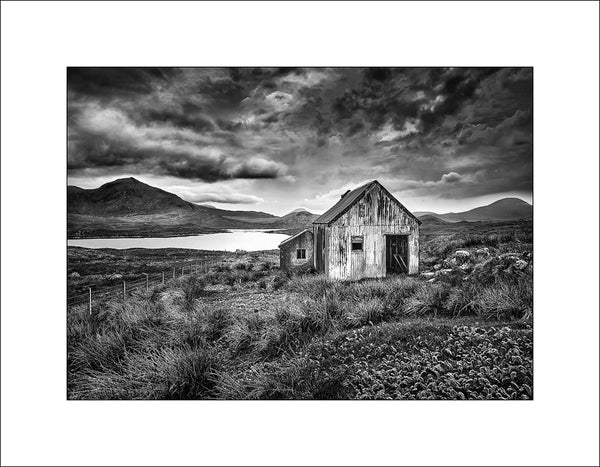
[67, 259, 219, 313]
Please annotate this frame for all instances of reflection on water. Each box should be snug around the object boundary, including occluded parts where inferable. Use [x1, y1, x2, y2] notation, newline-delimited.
[67, 229, 291, 251]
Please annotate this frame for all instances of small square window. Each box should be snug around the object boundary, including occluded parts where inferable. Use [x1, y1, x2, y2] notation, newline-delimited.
[351, 235, 363, 251]
[296, 248, 306, 259]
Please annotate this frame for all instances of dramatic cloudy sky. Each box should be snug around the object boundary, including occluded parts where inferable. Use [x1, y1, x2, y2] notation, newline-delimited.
[67, 67, 532, 215]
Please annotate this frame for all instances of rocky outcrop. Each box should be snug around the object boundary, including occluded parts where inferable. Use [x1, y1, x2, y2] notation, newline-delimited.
[421, 248, 532, 284]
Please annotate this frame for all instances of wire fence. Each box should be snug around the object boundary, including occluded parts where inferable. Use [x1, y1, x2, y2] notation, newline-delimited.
[67, 260, 219, 313]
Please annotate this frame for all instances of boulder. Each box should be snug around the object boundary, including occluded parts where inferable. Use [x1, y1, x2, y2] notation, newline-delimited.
[499, 252, 520, 260]
[69, 272, 80, 279]
[433, 264, 442, 270]
[109, 273, 123, 280]
[475, 247, 490, 256]
[514, 260, 528, 270]
[420, 272, 436, 278]
[454, 250, 471, 258]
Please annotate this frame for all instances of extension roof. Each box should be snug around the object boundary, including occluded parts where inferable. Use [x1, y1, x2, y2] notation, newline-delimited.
[312, 180, 422, 226]
[278, 229, 312, 248]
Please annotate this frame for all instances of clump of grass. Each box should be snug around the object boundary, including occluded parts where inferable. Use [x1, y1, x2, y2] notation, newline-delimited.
[181, 276, 206, 311]
[257, 261, 272, 272]
[403, 283, 452, 317]
[202, 307, 234, 342]
[271, 272, 288, 290]
[71, 345, 222, 399]
[285, 275, 336, 299]
[215, 356, 348, 400]
[345, 297, 387, 327]
[225, 313, 268, 355]
[347, 276, 421, 314]
[445, 283, 478, 317]
[232, 261, 252, 271]
[471, 279, 533, 320]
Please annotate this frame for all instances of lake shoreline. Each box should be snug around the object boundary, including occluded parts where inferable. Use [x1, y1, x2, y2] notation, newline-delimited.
[67, 228, 288, 241]
[67, 229, 292, 252]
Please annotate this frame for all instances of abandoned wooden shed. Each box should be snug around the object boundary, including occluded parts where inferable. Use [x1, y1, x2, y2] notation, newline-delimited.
[278, 229, 314, 272]
[278, 180, 421, 280]
[313, 180, 421, 280]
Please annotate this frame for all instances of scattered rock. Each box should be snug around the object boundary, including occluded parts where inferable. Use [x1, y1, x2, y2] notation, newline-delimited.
[437, 268, 454, 275]
[499, 252, 520, 260]
[454, 250, 471, 258]
[427, 278, 436, 283]
[109, 273, 123, 280]
[433, 264, 442, 270]
[204, 284, 229, 292]
[420, 272, 436, 278]
[459, 263, 473, 271]
[69, 272, 80, 279]
[443, 258, 458, 267]
[514, 260, 528, 270]
[475, 247, 490, 256]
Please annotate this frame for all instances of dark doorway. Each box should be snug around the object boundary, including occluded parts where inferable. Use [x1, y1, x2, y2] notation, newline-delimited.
[315, 226, 325, 272]
[386, 235, 409, 274]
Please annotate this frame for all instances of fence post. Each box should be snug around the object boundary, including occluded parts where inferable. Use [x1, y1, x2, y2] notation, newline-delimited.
[144, 273, 149, 293]
[162, 271, 165, 284]
[88, 288, 92, 315]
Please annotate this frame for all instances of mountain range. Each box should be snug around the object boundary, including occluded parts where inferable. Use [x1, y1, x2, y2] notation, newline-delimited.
[414, 198, 532, 223]
[67, 177, 318, 238]
[67, 177, 531, 238]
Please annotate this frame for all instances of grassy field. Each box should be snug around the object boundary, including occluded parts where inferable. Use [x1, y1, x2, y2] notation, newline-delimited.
[67, 220, 533, 400]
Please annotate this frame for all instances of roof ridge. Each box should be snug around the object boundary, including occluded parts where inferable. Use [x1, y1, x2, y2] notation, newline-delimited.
[312, 180, 420, 225]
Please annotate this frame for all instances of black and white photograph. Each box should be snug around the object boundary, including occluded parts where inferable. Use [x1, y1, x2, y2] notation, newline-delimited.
[66, 66, 534, 400]
[2, 2, 598, 466]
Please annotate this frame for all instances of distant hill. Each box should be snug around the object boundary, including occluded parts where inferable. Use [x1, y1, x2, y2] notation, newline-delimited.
[275, 209, 319, 228]
[418, 214, 449, 224]
[287, 208, 312, 215]
[67, 178, 314, 238]
[68, 177, 200, 216]
[416, 198, 532, 223]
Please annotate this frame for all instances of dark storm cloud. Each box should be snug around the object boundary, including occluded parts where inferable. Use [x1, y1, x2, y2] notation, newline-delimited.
[68, 67, 532, 207]
[67, 68, 179, 98]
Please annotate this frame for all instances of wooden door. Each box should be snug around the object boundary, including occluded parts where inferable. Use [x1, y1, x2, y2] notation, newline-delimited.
[386, 235, 409, 274]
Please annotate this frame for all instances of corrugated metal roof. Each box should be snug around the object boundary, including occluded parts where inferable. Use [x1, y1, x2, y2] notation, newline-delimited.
[312, 180, 421, 225]
[278, 229, 312, 247]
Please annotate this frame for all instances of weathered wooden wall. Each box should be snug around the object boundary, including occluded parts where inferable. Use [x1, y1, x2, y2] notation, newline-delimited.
[279, 231, 314, 272]
[324, 183, 419, 280]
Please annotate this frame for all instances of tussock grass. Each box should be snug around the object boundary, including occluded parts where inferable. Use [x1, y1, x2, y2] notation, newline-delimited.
[215, 356, 348, 400]
[68, 224, 533, 400]
[71, 345, 221, 400]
